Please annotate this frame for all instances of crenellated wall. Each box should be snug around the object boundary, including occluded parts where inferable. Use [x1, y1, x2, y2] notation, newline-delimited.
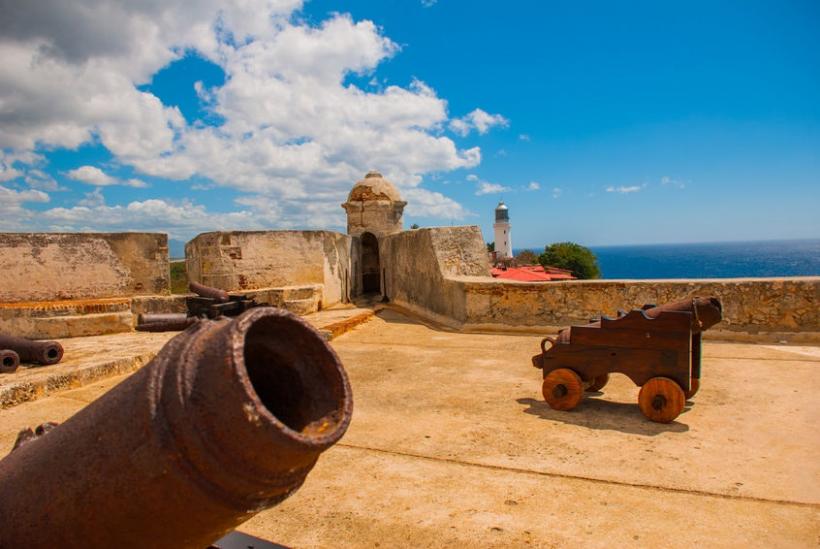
[0, 233, 169, 303]
[185, 230, 354, 309]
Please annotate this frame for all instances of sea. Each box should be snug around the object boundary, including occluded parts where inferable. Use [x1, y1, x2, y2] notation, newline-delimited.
[514, 239, 820, 280]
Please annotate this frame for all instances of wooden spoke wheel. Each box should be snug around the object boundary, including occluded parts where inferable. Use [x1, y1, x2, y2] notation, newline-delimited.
[542, 368, 584, 411]
[638, 377, 685, 423]
[684, 377, 700, 399]
[585, 373, 610, 392]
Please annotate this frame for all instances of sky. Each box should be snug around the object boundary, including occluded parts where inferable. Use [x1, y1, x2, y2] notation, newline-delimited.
[1, 0, 818, 248]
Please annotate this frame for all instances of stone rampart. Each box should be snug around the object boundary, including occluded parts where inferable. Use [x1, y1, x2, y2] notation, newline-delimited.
[185, 230, 353, 308]
[381, 226, 490, 323]
[0, 233, 169, 302]
[456, 276, 819, 342]
[381, 226, 819, 342]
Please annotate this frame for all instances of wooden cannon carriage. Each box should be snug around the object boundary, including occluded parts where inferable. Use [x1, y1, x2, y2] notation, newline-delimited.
[531, 297, 723, 423]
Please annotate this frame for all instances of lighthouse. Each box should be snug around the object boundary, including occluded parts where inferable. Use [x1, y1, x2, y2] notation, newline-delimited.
[493, 201, 513, 259]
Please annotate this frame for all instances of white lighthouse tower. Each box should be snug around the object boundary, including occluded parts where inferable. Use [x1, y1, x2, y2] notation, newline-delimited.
[493, 201, 513, 259]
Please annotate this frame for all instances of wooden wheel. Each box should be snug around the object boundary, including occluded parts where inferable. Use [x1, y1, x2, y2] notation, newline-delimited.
[638, 377, 685, 423]
[585, 373, 610, 392]
[542, 368, 584, 411]
[684, 377, 700, 399]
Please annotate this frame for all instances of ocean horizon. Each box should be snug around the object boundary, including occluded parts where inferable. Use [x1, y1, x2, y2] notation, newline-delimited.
[515, 238, 820, 279]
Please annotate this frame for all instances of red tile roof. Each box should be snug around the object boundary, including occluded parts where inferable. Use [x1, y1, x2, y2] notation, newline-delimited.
[490, 265, 575, 282]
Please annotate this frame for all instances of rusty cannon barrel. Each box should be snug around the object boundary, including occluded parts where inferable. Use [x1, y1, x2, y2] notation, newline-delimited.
[136, 312, 198, 332]
[190, 280, 230, 302]
[642, 297, 723, 333]
[0, 307, 353, 548]
[553, 296, 723, 344]
[0, 333, 63, 365]
[0, 349, 20, 374]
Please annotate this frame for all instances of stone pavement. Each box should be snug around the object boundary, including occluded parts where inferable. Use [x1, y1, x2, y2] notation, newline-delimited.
[0, 308, 817, 547]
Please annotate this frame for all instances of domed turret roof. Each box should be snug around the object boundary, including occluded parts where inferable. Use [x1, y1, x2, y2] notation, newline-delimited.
[347, 170, 403, 202]
[496, 201, 508, 210]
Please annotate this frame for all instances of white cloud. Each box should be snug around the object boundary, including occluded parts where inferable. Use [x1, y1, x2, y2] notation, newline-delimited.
[518, 134, 530, 142]
[0, 184, 50, 230]
[661, 175, 685, 189]
[449, 108, 509, 136]
[37, 194, 260, 239]
[606, 185, 643, 194]
[527, 181, 540, 191]
[67, 166, 117, 186]
[66, 166, 147, 187]
[552, 187, 562, 198]
[421, 0, 438, 7]
[1, 1, 488, 229]
[466, 174, 479, 182]
[475, 182, 511, 196]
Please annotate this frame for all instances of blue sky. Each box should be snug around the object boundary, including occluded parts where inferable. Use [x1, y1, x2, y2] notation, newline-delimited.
[1, 0, 818, 247]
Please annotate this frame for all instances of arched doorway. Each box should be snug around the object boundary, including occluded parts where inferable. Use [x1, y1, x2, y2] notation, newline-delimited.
[360, 232, 380, 294]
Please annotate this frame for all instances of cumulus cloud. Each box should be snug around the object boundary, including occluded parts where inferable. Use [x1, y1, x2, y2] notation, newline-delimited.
[0, 0, 497, 234]
[0, 184, 50, 230]
[518, 133, 530, 141]
[552, 187, 562, 198]
[475, 181, 511, 196]
[37, 193, 260, 239]
[606, 185, 643, 194]
[449, 108, 509, 136]
[66, 166, 147, 187]
[526, 181, 540, 191]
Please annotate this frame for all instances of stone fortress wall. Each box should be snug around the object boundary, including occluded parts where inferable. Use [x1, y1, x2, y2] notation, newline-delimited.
[378, 226, 820, 342]
[0, 173, 817, 341]
[0, 232, 169, 303]
[186, 230, 355, 311]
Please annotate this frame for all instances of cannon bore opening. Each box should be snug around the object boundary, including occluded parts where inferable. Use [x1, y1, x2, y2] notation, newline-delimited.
[243, 315, 344, 435]
[46, 348, 59, 360]
[2, 357, 13, 368]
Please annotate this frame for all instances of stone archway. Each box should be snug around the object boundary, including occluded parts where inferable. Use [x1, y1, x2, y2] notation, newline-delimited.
[360, 232, 380, 294]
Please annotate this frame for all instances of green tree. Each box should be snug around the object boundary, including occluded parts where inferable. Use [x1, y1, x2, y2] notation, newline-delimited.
[538, 242, 601, 279]
[486, 241, 495, 252]
[410, 223, 420, 229]
[515, 249, 538, 265]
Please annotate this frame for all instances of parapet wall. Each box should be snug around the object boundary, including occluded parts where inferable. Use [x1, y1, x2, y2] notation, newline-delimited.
[381, 226, 490, 322]
[457, 277, 820, 342]
[0, 233, 169, 302]
[381, 226, 819, 342]
[185, 230, 353, 308]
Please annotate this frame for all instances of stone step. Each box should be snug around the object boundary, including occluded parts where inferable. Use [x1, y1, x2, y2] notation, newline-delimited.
[282, 297, 320, 316]
[0, 312, 134, 339]
[0, 297, 131, 319]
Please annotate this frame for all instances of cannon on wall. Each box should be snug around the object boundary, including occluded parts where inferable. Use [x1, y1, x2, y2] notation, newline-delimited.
[532, 297, 723, 423]
[0, 307, 353, 548]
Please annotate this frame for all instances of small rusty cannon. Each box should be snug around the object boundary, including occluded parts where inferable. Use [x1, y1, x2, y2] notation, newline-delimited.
[0, 333, 63, 366]
[532, 297, 722, 423]
[0, 307, 352, 548]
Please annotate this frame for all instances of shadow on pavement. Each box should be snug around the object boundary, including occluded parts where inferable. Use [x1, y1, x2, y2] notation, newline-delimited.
[516, 396, 690, 435]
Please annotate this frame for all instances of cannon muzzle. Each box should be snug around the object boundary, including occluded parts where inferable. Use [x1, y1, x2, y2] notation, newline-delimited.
[0, 307, 353, 548]
[0, 333, 63, 365]
[0, 349, 20, 373]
